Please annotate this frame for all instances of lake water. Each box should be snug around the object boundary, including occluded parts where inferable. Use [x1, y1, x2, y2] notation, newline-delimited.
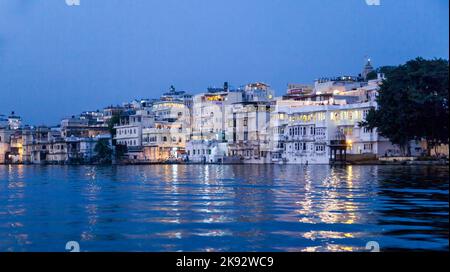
[0, 164, 448, 252]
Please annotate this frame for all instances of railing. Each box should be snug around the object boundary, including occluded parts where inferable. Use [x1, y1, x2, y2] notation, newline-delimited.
[329, 139, 346, 146]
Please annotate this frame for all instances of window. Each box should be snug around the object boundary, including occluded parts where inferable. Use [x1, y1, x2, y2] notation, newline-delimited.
[244, 132, 248, 141]
[363, 109, 370, 119]
[364, 143, 373, 151]
[243, 117, 248, 127]
[315, 145, 325, 152]
[342, 127, 353, 136]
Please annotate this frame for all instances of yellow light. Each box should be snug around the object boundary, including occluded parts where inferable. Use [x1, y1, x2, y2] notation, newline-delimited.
[346, 140, 352, 146]
[205, 95, 224, 101]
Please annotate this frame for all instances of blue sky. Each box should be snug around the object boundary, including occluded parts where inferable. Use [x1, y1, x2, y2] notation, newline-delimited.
[0, 0, 448, 125]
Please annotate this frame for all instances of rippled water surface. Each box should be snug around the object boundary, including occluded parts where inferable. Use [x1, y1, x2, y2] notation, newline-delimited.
[0, 164, 448, 252]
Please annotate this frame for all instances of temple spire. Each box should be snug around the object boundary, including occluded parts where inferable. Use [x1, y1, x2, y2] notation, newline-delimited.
[362, 56, 374, 80]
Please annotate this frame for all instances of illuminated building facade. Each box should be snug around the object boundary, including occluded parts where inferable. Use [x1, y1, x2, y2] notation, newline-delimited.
[142, 121, 187, 162]
[0, 128, 12, 164]
[272, 77, 399, 164]
[191, 85, 243, 141]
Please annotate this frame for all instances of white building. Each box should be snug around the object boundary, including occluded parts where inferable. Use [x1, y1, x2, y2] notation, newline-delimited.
[114, 109, 154, 160]
[271, 76, 399, 164]
[225, 101, 272, 164]
[191, 85, 243, 141]
[186, 140, 230, 163]
[242, 82, 274, 102]
[65, 134, 112, 163]
[115, 86, 193, 162]
[142, 121, 187, 162]
[139, 87, 193, 162]
[7, 111, 22, 130]
[0, 128, 12, 164]
[188, 82, 274, 163]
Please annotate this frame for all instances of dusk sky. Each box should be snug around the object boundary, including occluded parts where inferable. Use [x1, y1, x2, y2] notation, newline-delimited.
[0, 0, 448, 125]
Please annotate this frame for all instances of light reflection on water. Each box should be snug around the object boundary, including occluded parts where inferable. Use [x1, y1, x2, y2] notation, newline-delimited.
[0, 164, 448, 252]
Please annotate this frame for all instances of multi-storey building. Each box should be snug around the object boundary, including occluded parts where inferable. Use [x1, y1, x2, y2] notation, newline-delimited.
[271, 76, 399, 164]
[185, 139, 230, 163]
[0, 112, 23, 163]
[142, 121, 186, 162]
[114, 109, 154, 160]
[140, 87, 192, 162]
[102, 105, 125, 123]
[187, 82, 274, 163]
[188, 83, 240, 163]
[0, 127, 12, 164]
[191, 83, 243, 141]
[8, 130, 25, 163]
[225, 101, 272, 163]
[115, 87, 192, 161]
[47, 130, 68, 164]
[61, 116, 109, 138]
[65, 134, 111, 163]
[7, 111, 22, 130]
[25, 126, 51, 164]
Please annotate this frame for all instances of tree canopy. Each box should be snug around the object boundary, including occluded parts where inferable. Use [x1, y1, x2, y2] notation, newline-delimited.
[94, 138, 113, 164]
[362, 57, 449, 156]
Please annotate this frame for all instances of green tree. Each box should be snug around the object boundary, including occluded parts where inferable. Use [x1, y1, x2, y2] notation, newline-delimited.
[366, 66, 395, 80]
[362, 58, 449, 156]
[106, 113, 127, 161]
[114, 144, 127, 160]
[94, 138, 113, 164]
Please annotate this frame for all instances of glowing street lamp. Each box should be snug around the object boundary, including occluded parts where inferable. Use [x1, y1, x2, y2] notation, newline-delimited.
[346, 139, 353, 147]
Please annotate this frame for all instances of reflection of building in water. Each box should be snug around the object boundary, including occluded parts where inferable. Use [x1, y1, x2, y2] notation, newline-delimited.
[4, 165, 30, 248]
[272, 166, 369, 226]
[227, 165, 276, 223]
[80, 169, 101, 242]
